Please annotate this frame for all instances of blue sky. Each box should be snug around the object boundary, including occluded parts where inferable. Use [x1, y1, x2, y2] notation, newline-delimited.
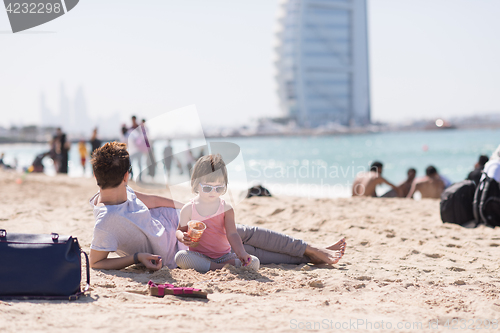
[1, 0, 499, 131]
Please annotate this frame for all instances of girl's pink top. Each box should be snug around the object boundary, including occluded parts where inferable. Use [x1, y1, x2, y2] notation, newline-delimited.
[189, 198, 231, 259]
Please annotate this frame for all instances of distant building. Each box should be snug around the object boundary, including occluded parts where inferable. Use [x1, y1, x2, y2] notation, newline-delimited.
[275, 0, 371, 127]
[39, 83, 120, 139]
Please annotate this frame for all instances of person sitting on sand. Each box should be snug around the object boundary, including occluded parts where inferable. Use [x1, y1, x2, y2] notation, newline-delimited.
[88, 142, 346, 271]
[407, 165, 444, 199]
[352, 161, 401, 197]
[467, 155, 489, 185]
[481, 145, 500, 182]
[174, 154, 260, 272]
[381, 168, 416, 198]
[0, 153, 13, 170]
[31, 152, 50, 173]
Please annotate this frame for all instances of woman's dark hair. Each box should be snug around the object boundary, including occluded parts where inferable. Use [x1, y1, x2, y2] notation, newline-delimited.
[91, 142, 130, 189]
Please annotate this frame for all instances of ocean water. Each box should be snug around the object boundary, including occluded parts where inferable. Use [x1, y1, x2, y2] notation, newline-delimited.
[1, 129, 498, 198]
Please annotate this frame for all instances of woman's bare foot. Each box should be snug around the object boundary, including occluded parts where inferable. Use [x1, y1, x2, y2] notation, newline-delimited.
[327, 237, 346, 255]
[304, 245, 342, 265]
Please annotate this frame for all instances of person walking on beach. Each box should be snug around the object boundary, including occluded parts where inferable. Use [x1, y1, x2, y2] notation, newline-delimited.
[174, 154, 260, 272]
[89, 128, 101, 175]
[120, 124, 129, 143]
[49, 136, 58, 172]
[382, 168, 416, 198]
[407, 165, 444, 199]
[90, 127, 101, 157]
[131, 115, 139, 130]
[127, 115, 146, 181]
[142, 119, 156, 179]
[352, 161, 401, 197]
[55, 128, 70, 174]
[88, 142, 346, 270]
[78, 140, 88, 173]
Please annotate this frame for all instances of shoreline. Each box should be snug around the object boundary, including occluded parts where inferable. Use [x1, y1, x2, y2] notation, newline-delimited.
[2, 125, 500, 144]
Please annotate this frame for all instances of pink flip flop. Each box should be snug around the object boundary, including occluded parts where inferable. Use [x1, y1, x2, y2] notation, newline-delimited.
[147, 280, 208, 299]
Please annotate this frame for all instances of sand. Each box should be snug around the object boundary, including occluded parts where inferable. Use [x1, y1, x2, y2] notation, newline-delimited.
[1, 170, 500, 332]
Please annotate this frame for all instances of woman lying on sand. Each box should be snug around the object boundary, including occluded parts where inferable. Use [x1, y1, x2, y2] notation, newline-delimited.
[88, 142, 346, 271]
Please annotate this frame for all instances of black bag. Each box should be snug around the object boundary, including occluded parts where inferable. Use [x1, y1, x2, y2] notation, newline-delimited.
[0, 230, 90, 300]
[246, 185, 272, 198]
[473, 174, 500, 227]
[440, 180, 476, 226]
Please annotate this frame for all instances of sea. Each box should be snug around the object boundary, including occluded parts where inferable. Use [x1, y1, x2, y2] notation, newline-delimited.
[1, 128, 498, 199]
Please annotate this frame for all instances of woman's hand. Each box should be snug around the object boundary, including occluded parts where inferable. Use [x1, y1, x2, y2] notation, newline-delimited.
[137, 253, 162, 270]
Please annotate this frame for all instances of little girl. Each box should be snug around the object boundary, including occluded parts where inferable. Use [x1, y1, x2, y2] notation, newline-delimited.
[175, 154, 260, 273]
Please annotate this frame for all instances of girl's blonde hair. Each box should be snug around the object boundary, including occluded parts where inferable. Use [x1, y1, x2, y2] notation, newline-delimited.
[191, 154, 228, 194]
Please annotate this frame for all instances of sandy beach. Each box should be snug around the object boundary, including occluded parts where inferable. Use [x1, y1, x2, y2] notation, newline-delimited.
[1, 170, 500, 332]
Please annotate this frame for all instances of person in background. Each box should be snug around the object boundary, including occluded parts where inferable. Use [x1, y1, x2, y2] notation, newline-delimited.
[31, 152, 50, 173]
[382, 168, 416, 198]
[407, 165, 444, 199]
[50, 130, 59, 172]
[127, 115, 148, 181]
[130, 115, 139, 130]
[481, 145, 500, 182]
[89, 128, 102, 175]
[79, 140, 88, 173]
[0, 153, 13, 170]
[55, 128, 70, 174]
[352, 161, 401, 197]
[90, 127, 102, 157]
[142, 119, 156, 179]
[120, 124, 129, 143]
[0, 153, 6, 168]
[467, 155, 489, 185]
[163, 139, 173, 182]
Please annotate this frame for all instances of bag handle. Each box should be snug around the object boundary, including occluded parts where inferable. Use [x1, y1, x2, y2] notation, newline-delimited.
[82, 249, 90, 293]
[70, 249, 91, 300]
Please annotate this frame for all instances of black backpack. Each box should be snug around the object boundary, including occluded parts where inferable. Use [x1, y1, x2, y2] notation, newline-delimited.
[440, 180, 476, 226]
[246, 185, 272, 198]
[473, 174, 500, 227]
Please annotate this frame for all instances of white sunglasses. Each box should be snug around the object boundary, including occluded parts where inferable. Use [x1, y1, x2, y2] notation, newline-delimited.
[199, 183, 226, 193]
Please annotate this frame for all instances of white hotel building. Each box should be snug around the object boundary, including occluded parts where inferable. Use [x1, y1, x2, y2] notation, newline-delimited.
[275, 0, 371, 128]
